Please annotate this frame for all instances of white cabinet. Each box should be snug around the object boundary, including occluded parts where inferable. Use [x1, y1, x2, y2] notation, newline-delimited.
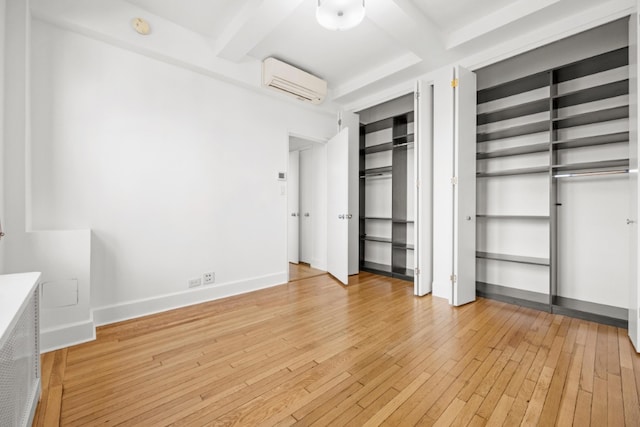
[0, 272, 41, 427]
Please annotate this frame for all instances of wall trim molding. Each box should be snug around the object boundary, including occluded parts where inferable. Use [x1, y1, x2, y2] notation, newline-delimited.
[92, 272, 287, 327]
[40, 316, 96, 353]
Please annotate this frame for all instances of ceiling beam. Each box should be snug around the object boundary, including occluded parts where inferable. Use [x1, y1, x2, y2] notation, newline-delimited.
[331, 52, 422, 101]
[365, 0, 450, 64]
[214, 0, 305, 62]
[446, 0, 561, 49]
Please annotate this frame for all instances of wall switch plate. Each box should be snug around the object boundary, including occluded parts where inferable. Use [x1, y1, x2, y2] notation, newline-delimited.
[188, 278, 202, 288]
[203, 272, 215, 285]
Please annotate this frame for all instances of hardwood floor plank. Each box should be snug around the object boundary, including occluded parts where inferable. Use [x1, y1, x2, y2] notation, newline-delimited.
[537, 349, 571, 425]
[556, 343, 585, 426]
[574, 389, 592, 427]
[28, 269, 640, 427]
[520, 365, 554, 425]
[591, 376, 608, 426]
[484, 394, 513, 427]
[361, 371, 431, 426]
[607, 373, 624, 427]
[450, 393, 484, 427]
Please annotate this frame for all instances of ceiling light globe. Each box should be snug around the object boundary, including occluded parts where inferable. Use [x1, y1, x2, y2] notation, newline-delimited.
[316, 0, 365, 31]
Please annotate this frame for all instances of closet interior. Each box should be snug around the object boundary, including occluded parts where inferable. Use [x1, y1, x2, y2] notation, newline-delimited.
[358, 94, 415, 282]
[475, 18, 630, 327]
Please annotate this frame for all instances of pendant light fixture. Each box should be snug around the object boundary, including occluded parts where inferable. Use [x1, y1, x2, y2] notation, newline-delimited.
[316, 0, 365, 31]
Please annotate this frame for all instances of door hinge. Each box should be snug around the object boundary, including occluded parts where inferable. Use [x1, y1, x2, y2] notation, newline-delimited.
[451, 78, 459, 88]
[451, 176, 458, 185]
[416, 179, 420, 189]
[338, 118, 342, 127]
[450, 274, 457, 283]
[415, 91, 420, 100]
[415, 268, 420, 275]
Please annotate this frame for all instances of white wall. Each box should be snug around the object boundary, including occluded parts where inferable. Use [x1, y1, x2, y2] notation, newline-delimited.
[15, 19, 335, 345]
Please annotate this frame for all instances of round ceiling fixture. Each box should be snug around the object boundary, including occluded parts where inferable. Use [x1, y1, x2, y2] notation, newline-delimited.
[316, 0, 365, 31]
[132, 18, 151, 35]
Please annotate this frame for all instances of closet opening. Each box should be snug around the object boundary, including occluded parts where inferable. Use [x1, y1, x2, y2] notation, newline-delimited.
[357, 93, 416, 282]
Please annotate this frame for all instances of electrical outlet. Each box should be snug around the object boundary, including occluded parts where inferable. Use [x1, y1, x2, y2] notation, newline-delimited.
[188, 278, 202, 288]
[203, 272, 215, 285]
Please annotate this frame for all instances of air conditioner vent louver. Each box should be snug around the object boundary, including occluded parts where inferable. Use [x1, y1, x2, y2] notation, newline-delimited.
[262, 58, 327, 105]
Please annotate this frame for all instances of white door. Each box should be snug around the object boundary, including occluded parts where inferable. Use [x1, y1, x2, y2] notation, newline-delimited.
[432, 66, 477, 306]
[452, 65, 477, 306]
[339, 111, 361, 275]
[299, 149, 313, 264]
[288, 151, 300, 264]
[414, 80, 433, 296]
[327, 128, 350, 285]
[629, 15, 639, 350]
[432, 67, 456, 301]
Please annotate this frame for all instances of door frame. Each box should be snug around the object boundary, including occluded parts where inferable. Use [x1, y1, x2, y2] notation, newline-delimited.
[285, 132, 328, 282]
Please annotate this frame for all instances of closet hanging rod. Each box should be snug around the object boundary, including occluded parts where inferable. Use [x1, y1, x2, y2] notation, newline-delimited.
[553, 169, 628, 179]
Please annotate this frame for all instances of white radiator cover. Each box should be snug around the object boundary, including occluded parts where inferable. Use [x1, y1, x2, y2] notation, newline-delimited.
[0, 273, 41, 427]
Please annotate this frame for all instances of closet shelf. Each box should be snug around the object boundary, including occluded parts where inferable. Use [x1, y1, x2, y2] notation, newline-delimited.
[476, 214, 550, 220]
[476, 251, 550, 266]
[553, 79, 628, 108]
[477, 98, 549, 126]
[552, 158, 629, 174]
[554, 47, 628, 84]
[553, 131, 629, 150]
[552, 105, 628, 129]
[362, 142, 393, 154]
[477, 142, 549, 159]
[363, 112, 414, 134]
[477, 165, 548, 178]
[392, 243, 414, 250]
[360, 216, 392, 221]
[360, 236, 391, 244]
[478, 71, 549, 104]
[393, 134, 415, 145]
[392, 267, 414, 279]
[361, 262, 392, 274]
[476, 47, 628, 106]
[360, 166, 393, 178]
[477, 120, 549, 143]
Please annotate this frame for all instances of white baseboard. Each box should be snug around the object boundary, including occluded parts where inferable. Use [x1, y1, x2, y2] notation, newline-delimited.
[92, 272, 287, 327]
[40, 317, 96, 353]
[38, 272, 287, 352]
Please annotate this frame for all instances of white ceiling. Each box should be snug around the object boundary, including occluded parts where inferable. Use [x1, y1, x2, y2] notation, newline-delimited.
[32, 0, 635, 108]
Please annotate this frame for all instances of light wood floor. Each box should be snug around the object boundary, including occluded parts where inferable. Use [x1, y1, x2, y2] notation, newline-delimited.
[288, 262, 326, 282]
[33, 269, 640, 426]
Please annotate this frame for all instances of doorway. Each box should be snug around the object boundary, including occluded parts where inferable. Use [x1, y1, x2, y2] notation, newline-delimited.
[287, 135, 327, 281]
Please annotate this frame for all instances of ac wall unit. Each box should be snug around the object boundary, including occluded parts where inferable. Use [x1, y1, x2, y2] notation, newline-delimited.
[262, 58, 327, 105]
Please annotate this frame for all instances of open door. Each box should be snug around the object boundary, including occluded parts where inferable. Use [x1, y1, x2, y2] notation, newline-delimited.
[288, 150, 299, 264]
[452, 65, 477, 306]
[327, 128, 350, 284]
[415, 80, 433, 296]
[629, 15, 639, 350]
[432, 65, 477, 306]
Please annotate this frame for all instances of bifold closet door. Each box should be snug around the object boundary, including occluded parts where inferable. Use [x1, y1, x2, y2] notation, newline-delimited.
[432, 66, 477, 306]
[414, 80, 433, 296]
[629, 14, 639, 351]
